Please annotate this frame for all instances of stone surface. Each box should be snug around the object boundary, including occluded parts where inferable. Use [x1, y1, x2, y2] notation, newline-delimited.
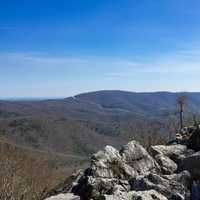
[120, 140, 157, 176]
[131, 190, 168, 200]
[89, 141, 157, 180]
[72, 140, 158, 199]
[150, 144, 194, 166]
[90, 145, 123, 178]
[129, 171, 191, 199]
[150, 144, 188, 158]
[155, 154, 177, 174]
[102, 190, 168, 200]
[45, 193, 80, 200]
[71, 140, 192, 200]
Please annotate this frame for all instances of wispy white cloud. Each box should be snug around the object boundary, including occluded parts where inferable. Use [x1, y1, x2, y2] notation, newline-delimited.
[0, 52, 142, 70]
[1, 46, 200, 67]
[0, 48, 200, 96]
[106, 47, 200, 77]
[1, 48, 200, 78]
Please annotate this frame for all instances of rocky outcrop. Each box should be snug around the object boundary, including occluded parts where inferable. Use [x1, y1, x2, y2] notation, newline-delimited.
[71, 141, 159, 200]
[150, 144, 194, 168]
[102, 190, 168, 200]
[129, 171, 191, 199]
[154, 154, 177, 174]
[150, 144, 188, 161]
[45, 126, 200, 200]
[88, 141, 157, 180]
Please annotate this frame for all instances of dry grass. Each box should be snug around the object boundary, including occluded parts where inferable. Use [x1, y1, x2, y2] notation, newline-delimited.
[0, 141, 78, 200]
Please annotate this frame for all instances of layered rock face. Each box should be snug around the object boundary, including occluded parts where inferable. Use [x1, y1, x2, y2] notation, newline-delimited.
[46, 126, 200, 200]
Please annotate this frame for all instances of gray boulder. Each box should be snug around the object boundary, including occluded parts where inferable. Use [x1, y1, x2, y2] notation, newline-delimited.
[90, 145, 124, 179]
[90, 141, 157, 180]
[155, 154, 177, 174]
[120, 141, 158, 176]
[150, 144, 187, 158]
[150, 144, 194, 165]
[129, 171, 191, 199]
[101, 190, 167, 200]
[131, 190, 168, 200]
[47, 138, 196, 200]
[72, 140, 158, 199]
[45, 193, 80, 200]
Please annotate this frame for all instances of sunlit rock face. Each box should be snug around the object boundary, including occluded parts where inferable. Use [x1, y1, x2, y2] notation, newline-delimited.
[45, 193, 80, 200]
[45, 126, 200, 200]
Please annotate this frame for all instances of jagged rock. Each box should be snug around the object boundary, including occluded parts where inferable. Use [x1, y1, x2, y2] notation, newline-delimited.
[89, 141, 157, 180]
[150, 144, 187, 158]
[162, 170, 191, 189]
[131, 190, 168, 200]
[120, 140, 157, 176]
[129, 171, 191, 199]
[89, 145, 137, 179]
[90, 145, 123, 178]
[101, 190, 168, 200]
[72, 140, 158, 199]
[47, 133, 199, 200]
[113, 180, 130, 195]
[45, 193, 80, 200]
[150, 144, 194, 165]
[155, 154, 177, 174]
[181, 151, 200, 179]
[72, 176, 130, 200]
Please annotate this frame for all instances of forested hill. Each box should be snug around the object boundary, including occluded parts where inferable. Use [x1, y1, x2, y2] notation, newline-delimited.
[1, 91, 200, 119]
[0, 90, 200, 156]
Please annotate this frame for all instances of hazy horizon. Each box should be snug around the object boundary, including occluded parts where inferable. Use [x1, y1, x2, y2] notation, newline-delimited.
[1, 89, 200, 100]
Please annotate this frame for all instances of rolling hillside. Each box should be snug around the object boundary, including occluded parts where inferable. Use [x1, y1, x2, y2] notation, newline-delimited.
[0, 90, 199, 156]
[1, 91, 200, 119]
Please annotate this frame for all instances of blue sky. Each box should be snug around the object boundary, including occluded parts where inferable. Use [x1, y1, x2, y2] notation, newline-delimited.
[1, 0, 200, 98]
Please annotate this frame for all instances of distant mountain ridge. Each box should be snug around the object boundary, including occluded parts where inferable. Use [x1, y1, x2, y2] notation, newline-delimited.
[1, 90, 200, 119]
[0, 90, 200, 179]
[75, 90, 200, 116]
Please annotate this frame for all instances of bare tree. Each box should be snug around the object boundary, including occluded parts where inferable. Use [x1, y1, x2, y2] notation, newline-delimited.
[176, 95, 188, 130]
